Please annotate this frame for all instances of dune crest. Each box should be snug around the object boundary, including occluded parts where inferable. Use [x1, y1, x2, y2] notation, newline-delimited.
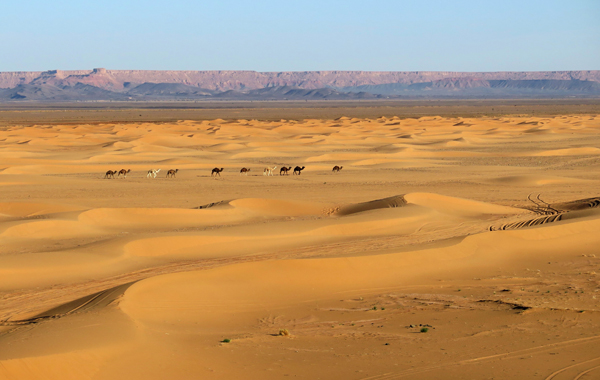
[404, 192, 522, 217]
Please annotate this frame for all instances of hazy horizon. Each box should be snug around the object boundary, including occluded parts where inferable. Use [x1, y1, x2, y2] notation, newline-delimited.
[3, 68, 600, 74]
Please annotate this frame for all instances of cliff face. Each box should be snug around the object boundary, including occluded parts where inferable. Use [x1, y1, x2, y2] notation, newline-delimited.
[1, 69, 599, 91]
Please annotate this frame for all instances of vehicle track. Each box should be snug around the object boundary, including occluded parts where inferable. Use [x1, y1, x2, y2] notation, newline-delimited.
[490, 195, 600, 231]
[1, 282, 136, 326]
[358, 335, 600, 380]
[544, 357, 600, 380]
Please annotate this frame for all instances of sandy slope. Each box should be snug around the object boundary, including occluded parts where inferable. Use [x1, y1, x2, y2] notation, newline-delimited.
[1, 114, 600, 379]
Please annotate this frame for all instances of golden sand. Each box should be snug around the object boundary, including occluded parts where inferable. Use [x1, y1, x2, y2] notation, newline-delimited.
[1, 114, 600, 379]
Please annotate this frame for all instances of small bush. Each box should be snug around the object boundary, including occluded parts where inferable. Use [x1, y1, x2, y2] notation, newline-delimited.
[420, 327, 429, 333]
[221, 338, 231, 343]
[279, 329, 290, 336]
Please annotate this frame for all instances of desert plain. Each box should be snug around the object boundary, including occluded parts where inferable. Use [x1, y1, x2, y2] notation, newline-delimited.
[1, 103, 600, 379]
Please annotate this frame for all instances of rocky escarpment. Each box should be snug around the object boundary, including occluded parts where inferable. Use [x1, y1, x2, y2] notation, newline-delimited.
[1, 69, 599, 101]
[1, 69, 599, 92]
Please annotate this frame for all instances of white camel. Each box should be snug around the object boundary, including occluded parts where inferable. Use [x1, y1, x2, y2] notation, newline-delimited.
[263, 166, 277, 176]
[147, 169, 161, 178]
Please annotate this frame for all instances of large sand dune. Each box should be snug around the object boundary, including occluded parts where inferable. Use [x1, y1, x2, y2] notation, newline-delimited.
[1, 113, 600, 379]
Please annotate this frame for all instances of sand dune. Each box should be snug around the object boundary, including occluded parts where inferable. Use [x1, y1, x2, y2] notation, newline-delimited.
[228, 198, 326, 216]
[1, 219, 100, 239]
[488, 174, 588, 186]
[78, 207, 247, 230]
[0, 202, 83, 218]
[120, 214, 600, 333]
[336, 194, 407, 215]
[404, 192, 521, 217]
[531, 147, 600, 156]
[2, 114, 600, 380]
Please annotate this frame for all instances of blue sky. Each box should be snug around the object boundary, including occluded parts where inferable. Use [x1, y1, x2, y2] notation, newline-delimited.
[1, 0, 598, 72]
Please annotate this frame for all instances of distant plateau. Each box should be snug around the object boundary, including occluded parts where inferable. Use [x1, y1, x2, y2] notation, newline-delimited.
[1, 69, 599, 102]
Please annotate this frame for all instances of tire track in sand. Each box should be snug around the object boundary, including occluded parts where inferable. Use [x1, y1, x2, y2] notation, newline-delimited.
[544, 357, 600, 380]
[357, 335, 600, 380]
[1, 282, 136, 326]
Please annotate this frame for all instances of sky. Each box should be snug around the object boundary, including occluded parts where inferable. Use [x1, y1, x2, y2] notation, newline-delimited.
[1, 0, 598, 72]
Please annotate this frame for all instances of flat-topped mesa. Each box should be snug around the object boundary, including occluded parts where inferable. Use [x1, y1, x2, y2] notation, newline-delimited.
[0, 69, 599, 92]
[36, 70, 67, 80]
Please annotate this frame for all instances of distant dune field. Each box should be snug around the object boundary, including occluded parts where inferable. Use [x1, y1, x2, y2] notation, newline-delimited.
[1, 112, 600, 379]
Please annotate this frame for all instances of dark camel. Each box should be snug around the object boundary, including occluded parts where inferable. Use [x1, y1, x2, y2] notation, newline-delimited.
[104, 170, 117, 179]
[332, 166, 343, 172]
[166, 169, 179, 178]
[211, 167, 224, 177]
[240, 168, 251, 175]
[293, 166, 305, 175]
[280, 166, 292, 175]
[118, 169, 131, 178]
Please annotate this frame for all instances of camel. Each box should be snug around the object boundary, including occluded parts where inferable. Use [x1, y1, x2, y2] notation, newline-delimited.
[211, 167, 224, 177]
[166, 169, 179, 178]
[147, 169, 161, 178]
[104, 170, 117, 179]
[263, 166, 277, 176]
[293, 166, 305, 175]
[332, 166, 343, 172]
[279, 166, 292, 175]
[240, 168, 251, 175]
[118, 169, 131, 178]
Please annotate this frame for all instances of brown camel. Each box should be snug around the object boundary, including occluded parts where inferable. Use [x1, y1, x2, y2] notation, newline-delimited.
[332, 166, 343, 172]
[211, 167, 224, 177]
[166, 169, 179, 178]
[293, 166, 305, 175]
[118, 169, 131, 178]
[104, 170, 117, 179]
[240, 168, 251, 175]
[280, 166, 292, 175]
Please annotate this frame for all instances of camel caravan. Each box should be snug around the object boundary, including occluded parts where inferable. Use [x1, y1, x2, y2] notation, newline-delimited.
[101, 164, 347, 179]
